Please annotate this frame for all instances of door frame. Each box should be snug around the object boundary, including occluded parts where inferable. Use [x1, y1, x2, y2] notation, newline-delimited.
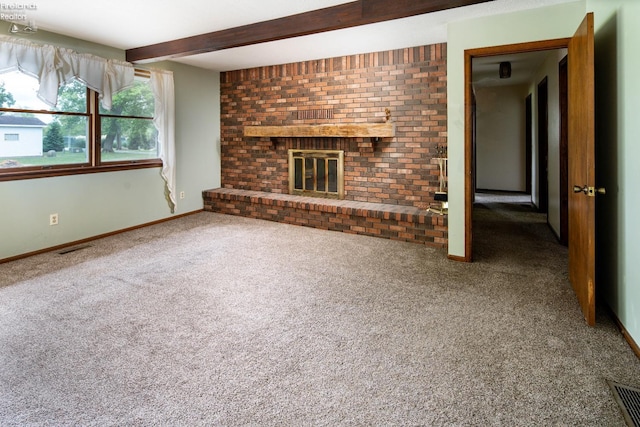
[559, 55, 569, 246]
[525, 94, 532, 197]
[537, 76, 549, 214]
[463, 38, 570, 261]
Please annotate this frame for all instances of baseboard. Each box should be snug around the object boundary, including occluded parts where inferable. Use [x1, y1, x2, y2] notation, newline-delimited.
[448, 254, 470, 263]
[609, 306, 640, 360]
[1, 209, 204, 264]
[475, 189, 528, 194]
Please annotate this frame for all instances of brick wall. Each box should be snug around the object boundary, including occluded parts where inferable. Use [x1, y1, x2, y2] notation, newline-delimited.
[220, 43, 447, 209]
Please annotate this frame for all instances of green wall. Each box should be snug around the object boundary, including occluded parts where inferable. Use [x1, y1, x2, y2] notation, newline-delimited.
[448, 0, 640, 346]
[589, 0, 640, 347]
[0, 25, 220, 260]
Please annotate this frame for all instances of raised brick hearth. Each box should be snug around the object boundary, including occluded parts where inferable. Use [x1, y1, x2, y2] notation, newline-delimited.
[203, 188, 447, 247]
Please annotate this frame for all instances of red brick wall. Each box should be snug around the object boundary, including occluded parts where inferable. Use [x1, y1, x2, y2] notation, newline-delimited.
[220, 43, 447, 209]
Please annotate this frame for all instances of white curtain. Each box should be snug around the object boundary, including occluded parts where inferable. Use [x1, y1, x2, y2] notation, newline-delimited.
[0, 36, 177, 212]
[150, 69, 177, 213]
[0, 36, 134, 109]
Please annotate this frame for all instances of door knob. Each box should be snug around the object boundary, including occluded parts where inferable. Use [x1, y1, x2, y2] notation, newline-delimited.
[573, 185, 606, 196]
[573, 185, 588, 194]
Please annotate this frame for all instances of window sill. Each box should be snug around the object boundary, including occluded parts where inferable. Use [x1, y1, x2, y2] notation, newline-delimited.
[0, 161, 162, 182]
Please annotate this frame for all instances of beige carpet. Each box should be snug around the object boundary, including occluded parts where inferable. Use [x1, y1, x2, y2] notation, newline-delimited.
[0, 199, 639, 426]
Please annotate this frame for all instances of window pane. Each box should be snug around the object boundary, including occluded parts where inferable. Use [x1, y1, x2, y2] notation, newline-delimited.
[0, 70, 86, 112]
[305, 158, 314, 191]
[294, 158, 303, 190]
[100, 79, 154, 117]
[328, 159, 338, 193]
[57, 79, 88, 113]
[0, 113, 89, 168]
[317, 158, 326, 192]
[100, 117, 157, 162]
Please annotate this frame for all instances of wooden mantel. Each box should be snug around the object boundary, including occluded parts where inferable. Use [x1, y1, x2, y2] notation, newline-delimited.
[244, 122, 395, 138]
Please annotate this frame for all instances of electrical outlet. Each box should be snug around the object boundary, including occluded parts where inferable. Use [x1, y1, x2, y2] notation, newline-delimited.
[49, 213, 59, 226]
[179, 191, 185, 199]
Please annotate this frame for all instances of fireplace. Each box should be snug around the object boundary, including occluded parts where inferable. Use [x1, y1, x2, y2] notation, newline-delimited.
[214, 43, 449, 247]
[288, 149, 344, 199]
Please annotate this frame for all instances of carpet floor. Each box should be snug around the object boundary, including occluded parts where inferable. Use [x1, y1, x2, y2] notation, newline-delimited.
[1, 196, 639, 426]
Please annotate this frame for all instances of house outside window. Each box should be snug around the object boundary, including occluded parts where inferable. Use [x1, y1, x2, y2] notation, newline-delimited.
[0, 116, 46, 157]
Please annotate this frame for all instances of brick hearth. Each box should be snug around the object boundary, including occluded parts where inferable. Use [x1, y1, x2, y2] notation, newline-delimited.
[203, 188, 447, 248]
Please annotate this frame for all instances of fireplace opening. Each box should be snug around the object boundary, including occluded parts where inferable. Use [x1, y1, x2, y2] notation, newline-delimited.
[288, 149, 344, 199]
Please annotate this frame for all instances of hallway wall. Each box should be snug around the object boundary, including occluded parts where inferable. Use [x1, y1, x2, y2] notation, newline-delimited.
[590, 0, 640, 352]
[475, 84, 528, 192]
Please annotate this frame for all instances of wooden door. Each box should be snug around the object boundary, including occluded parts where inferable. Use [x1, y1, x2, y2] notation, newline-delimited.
[568, 13, 597, 325]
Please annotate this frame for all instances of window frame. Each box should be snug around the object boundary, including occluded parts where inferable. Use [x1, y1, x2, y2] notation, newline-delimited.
[0, 69, 161, 182]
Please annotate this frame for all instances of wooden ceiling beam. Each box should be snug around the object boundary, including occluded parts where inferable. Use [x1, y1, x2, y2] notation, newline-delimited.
[126, 0, 492, 63]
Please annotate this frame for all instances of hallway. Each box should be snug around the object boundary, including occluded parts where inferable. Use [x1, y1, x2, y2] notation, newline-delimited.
[473, 191, 565, 269]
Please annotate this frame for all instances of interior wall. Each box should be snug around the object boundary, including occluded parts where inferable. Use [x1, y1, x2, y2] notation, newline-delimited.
[446, 0, 585, 257]
[589, 0, 640, 349]
[526, 49, 567, 236]
[475, 84, 528, 192]
[0, 25, 221, 261]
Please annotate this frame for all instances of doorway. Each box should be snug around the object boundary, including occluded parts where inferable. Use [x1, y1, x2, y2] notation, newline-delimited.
[464, 39, 571, 261]
[471, 48, 568, 248]
[463, 14, 597, 326]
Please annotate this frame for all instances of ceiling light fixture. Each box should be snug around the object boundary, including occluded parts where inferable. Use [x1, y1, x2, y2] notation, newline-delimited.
[499, 61, 511, 79]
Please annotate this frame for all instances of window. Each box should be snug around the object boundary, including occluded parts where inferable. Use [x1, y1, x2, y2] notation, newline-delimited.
[99, 73, 157, 163]
[0, 71, 90, 169]
[0, 37, 175, 208]
[0, 69, 160, 179]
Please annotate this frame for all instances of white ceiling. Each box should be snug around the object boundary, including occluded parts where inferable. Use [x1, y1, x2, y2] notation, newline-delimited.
[8, 0, 577, 71]
[473, 51, 560, 88]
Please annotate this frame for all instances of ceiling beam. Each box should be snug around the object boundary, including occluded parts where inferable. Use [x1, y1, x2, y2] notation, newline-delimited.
[126, 0, 492, 63]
